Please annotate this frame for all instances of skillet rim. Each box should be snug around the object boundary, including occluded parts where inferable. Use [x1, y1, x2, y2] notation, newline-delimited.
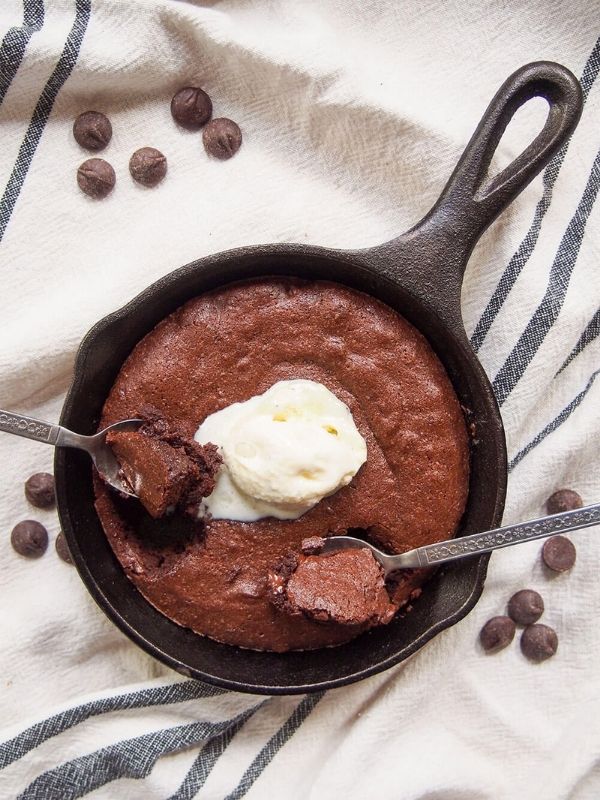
[56, 241, 507, 694]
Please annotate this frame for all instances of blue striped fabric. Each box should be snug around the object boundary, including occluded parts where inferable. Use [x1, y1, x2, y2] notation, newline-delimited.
[166, 693, 324, 800]
[0, 0, 44, 107]
[556, 308, 600, 375]
[470, 36, 600, 353]
[167, 710, 254, 800]
[0, 680, 227, 770]
[18, 704, 265, 800]
[0, 0, 91, 242]
[492, 147, 600, 406]
[509, 368, 600, 471]
[223, 693, 325, 800]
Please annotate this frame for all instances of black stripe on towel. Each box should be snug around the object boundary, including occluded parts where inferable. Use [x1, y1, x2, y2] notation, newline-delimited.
[0, 680, 227, 770]
[509, 369, 600, 471]
[492, 146, 600, 407]
[470, 36, 600, 352]
[0, 0, 45, 106]
[555, 308, 600, 375]
[0, 0, 91, 242]
[168, 709, 255, 800]
[18, 703, 265, 800]
[224, 692, 324, 800]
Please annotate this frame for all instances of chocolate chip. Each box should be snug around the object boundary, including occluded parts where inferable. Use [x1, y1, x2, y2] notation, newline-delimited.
[507, 589, 544, 625]
[546, 489, 583, 515]
[202, 118, 242, 160]
[24, 472, 55, 508]
[542, 535, 576, 572]
[129, 147, 167, 187]
[55, 531, 74, 565]
[171, 87, 212, 130]
[11, 520, 48, 558]
[73, 111, 112, 151]
[479, 616, 516, 652]
[520, 624, 558, 662]
[77, 158, 116, 199]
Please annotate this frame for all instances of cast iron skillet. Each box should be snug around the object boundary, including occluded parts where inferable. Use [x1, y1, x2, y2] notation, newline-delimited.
[57, 62, 582, 694]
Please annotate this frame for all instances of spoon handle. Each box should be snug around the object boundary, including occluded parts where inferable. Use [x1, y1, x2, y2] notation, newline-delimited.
[0, 408, 98, 452]
[0, 408, 60, 445]
[407, 503, 600, 568]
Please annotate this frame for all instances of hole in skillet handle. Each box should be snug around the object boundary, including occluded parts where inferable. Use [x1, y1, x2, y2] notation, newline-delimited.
[429, 61, 583, 263]
[371, 61, 583, 332]
[469, 62, 583, 207]
[483, 96, 549, 188]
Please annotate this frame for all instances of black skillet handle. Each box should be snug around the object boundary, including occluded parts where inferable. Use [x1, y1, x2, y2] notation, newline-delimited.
[371, 62, 583, 332]
[421, 61, 583, 256]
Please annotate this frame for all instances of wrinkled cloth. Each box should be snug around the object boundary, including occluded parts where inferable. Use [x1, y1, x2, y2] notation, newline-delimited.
[0, 1, 599, 798]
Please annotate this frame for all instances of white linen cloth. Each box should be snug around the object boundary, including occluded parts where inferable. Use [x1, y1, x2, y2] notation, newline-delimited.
[0, 1, 599, 797]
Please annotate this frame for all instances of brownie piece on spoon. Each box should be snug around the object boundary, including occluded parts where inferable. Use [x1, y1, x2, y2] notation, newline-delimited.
[107, 407, 221, 518]
[268, 541, 396, 628]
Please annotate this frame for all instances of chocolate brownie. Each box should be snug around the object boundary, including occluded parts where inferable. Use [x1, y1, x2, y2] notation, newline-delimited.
[94, 279, 470, 651]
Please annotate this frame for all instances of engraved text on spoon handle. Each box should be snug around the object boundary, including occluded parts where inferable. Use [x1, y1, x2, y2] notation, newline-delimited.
[420, 504, 600, 565]
[0, 409, 59, 445]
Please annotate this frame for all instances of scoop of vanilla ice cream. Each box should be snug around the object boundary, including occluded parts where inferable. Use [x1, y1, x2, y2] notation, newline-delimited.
[195, 379, 367, 521]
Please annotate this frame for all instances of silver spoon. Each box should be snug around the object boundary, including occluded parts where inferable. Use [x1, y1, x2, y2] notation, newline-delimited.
[320, 502, 600, 575]
[0, 409, 142, 496]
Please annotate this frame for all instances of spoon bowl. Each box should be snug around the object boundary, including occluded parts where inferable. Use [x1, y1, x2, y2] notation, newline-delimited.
[79, 420, 144, 495]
